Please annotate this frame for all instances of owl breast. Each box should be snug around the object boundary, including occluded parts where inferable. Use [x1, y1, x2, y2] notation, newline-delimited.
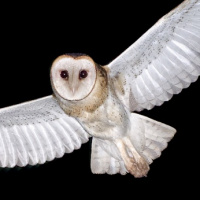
[78, 77, 130, 140]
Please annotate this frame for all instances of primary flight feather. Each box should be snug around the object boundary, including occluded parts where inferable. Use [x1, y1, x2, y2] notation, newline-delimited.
[0, 0, 199, 178]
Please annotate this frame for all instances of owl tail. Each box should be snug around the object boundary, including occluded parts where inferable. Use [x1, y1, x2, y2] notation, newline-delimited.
[91, 113, 176, 176]
[129, 113, 176, 164]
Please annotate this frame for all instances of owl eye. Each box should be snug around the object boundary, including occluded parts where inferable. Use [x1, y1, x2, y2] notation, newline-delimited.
[79, 70, 88, 79]
[60, 70, 68, 79]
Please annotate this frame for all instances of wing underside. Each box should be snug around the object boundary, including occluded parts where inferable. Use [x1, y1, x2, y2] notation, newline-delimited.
[0, 96, 89, 167]
[108, 0, 200, 112]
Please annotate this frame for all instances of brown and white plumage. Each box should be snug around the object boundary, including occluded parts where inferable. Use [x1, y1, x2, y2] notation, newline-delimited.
[0, 0, 199, 177]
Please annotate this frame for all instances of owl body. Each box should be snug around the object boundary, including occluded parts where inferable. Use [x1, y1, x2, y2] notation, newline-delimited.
[50, 54, 178, 177]
[55, 63, 130, 140]
[52, 58, 152, 177]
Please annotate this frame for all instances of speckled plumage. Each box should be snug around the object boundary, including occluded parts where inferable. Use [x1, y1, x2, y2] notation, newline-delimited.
[0, 0, 199, 178]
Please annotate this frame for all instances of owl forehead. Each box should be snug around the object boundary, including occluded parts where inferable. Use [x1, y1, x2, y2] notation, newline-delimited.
[52, 55, 95, 70]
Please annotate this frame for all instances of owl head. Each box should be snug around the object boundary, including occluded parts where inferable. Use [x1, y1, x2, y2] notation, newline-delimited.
[50, 54, 97, 101]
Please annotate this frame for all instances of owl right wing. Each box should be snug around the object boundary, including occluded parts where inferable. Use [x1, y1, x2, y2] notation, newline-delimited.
[0, 95, 89, 167]
[108, 0, 200, 112]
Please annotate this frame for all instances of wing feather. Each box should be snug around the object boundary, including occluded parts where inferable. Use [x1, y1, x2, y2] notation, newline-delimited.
[12, 125, 29, 166]
[43, 122, 65, 158]
[108, 0, 200, 111]
[0, 95, 89, 167]
[0, 127, 10, 167]
[19, 125, 38, 165]
[28, 124, 46, 164]
[59, 118, 82, 150]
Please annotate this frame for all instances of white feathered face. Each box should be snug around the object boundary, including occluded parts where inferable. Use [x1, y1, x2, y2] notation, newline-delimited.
[51, 55, 97, 101]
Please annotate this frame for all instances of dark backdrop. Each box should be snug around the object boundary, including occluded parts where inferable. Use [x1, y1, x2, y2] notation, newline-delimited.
[0, 0, 198, 198]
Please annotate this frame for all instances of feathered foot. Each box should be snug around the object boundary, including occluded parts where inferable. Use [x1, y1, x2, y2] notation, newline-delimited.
[115, 137, 149, 178]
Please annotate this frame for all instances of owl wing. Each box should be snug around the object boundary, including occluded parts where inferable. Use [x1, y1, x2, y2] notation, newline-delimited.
[108, 0, 200, 112]
[0, 95, 89, 167]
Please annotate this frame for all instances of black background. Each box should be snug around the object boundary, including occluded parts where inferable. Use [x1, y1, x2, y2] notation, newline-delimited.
[0, 0, 199, 198]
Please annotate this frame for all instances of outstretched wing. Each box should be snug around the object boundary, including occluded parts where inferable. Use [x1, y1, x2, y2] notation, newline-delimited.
[0, 95, 89, 167]
[108, 0, 200, 112]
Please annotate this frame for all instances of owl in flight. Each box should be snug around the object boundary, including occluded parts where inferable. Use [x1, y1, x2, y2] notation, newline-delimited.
[0, 0, 199, 178]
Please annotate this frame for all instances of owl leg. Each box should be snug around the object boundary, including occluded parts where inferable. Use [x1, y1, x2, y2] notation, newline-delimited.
[115, 137, 149, 178]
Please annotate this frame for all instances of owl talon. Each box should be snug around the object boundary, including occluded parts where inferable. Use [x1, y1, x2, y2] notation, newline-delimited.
[115, 137, 150, 178]
[126, 156, 149, 178]
[131, 155, 149, 178]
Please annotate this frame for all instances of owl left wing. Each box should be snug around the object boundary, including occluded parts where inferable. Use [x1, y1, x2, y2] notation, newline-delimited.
[108, 0, 200, 112]
[0, 95, 89, 167]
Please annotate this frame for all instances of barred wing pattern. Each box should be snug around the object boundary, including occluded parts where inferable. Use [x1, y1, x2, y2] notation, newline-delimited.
[0, 96, 89, 167]
[108, 0, 200, 112]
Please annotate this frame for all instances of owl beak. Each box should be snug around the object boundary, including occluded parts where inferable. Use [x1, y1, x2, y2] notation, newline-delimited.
[68, 85, 76, 95]
[71, 87, 76, 95]
[69, 70, 79, 96]
[69, 83, 78, 96]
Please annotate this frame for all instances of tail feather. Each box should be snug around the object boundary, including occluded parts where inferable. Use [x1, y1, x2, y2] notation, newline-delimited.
[90, 113, 176, 175]
[132, 113, 176, 164]
[143, 148, 160, 163]
[91, 138, 127, 175]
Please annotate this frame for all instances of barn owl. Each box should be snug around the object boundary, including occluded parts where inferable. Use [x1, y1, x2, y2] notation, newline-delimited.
[0, 0, 199, 178]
